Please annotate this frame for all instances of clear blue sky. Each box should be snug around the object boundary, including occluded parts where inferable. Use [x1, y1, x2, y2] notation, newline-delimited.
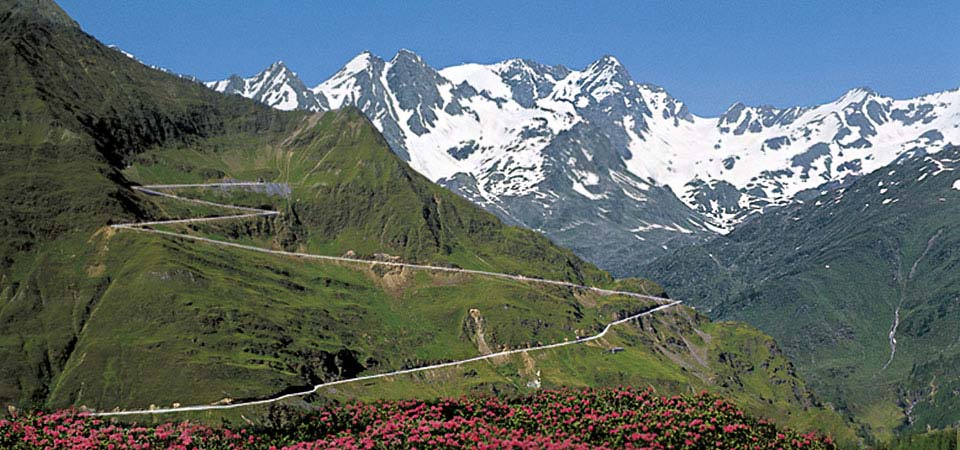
[59, 0, 959, 116]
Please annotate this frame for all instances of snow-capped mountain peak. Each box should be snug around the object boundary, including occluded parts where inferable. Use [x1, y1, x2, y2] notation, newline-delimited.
[391, 48, 426, 64]
[837, 86, 878, 104]
[310, 52, 385, 110]
[584, 54, 630, 81]
[338, 51, 381, 76]
[205, 51, 960, 274]
[206, 60, 326, 111]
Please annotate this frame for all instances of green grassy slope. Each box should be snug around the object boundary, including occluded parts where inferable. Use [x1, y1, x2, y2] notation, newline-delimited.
[0, 0, 854, 441]
[1, 128, 854, 439]
[104, 116, 849, 439]
[0, 0, 296, 265]
[123, 110, 611, 283]
[0, 0, 298, 408]
[643, 146, 960, 440]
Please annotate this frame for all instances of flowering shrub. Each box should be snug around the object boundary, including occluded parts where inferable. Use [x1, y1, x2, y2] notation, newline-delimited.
[0, 409, 251, 449]
[1, 387, 835, 449]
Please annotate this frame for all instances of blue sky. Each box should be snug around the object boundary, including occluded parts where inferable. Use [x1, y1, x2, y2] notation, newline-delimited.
[59, 0, 959, 116]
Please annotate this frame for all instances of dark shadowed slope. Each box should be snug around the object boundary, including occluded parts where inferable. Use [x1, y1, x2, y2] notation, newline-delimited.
[644, 145, 960, 438]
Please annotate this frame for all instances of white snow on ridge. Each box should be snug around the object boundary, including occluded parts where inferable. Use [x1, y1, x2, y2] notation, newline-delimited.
[312, 55, 367, 109]
[572, 181, 603, 200]
[404, 92, 558, 192]
[630, 221, 693, 234]
[439, 63, 513, 99]
[310, 54, 584, 198]
[622, 86, 960, 228]
[953, 179, 960, 191]
[204, 62, 311, 111]
[206, 51, 960, 233]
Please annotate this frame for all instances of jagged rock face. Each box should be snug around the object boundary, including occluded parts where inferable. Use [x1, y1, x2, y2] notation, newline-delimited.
[205, 61, 328, 111]
[207, 52, 960, 276]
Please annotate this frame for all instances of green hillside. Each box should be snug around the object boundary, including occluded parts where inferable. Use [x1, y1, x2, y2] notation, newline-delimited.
[0, 0, 295, 267]
[643, 146, 960, 440]
[0, 0, 854, 442]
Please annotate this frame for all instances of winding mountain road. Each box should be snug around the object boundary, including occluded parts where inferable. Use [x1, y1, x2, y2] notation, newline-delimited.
[97, 182, 682, 416]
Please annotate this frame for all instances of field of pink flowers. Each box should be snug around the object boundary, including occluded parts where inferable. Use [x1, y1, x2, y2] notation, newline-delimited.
[0, 387, 835, 449]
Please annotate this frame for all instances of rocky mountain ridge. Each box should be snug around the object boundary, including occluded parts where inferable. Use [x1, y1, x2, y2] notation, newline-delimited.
[206, 51, 960, 275]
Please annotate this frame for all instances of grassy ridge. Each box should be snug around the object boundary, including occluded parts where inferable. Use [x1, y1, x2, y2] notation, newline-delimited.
[124, 110, 611, 284]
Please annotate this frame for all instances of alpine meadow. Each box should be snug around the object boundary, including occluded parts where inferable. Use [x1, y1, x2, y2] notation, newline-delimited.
[1, 1, 958, 448]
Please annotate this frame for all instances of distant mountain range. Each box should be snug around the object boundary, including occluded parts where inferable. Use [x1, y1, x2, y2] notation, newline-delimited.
[202, 53, 960, 437]
[7, 0, 958, 440]
[205, 52, 960, 276]
[0, 1, 854, 440]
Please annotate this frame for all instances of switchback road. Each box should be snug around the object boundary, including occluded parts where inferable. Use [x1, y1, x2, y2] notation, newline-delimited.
[96, 182, 682, 416]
